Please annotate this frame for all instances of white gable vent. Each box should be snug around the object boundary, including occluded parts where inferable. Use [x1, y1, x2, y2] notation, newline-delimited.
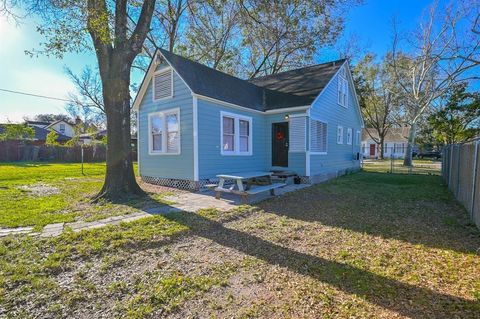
[289, 116, 306, 152]
[153, 69, 173, 100]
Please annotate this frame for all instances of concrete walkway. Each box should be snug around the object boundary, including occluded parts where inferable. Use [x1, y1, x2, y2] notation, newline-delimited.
[0, 183, 310, 238]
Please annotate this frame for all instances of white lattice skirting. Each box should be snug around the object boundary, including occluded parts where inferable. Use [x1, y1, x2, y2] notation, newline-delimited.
[142, 176, 200, 190]
[142, 168, 359, 191]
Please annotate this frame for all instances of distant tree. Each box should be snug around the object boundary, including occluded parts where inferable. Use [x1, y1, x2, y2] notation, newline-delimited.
[239, 0, 354, 78]
[390, 1, 480, 166]
[153, 0, 189, 53]
[65, 66, 106, 130]
[45, 130, 60, 146]
[177, 0, 241, 74]
[125, 0, 190, 73]
[353, 54, 399, 159]
[428, 83, 480, 145]
[65, 66, 140, 133]
[0, 124, 35, 141]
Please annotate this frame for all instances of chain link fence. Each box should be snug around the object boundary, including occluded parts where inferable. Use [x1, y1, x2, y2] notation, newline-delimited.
[361, 146, 442, 175]
[443, 140, 480, 229]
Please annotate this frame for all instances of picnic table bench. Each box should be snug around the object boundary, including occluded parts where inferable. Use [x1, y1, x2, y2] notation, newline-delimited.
[213, 171, 286, 203]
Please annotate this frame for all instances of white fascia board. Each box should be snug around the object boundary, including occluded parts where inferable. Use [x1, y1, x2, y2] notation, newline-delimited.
[264, 106, 310, 114]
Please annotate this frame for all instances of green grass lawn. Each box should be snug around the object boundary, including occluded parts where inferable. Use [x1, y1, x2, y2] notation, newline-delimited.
[1, 170, 479, 318]
[363, 158, 442, 175]
[0, 162, 173, 229]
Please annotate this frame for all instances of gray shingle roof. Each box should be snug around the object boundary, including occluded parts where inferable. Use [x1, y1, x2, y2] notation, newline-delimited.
[158, 49, 343, 112]
[25, 120, 51, 127]
[0, 124, 71, 141]
[248, 59, 346, 101]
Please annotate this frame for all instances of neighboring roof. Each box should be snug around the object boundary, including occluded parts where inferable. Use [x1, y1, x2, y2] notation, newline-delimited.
[249, 59, 346, 101]
[0, 124, 71, 141]
[45, 120, 75, 128]
[150, 49, 339, 111]
[25, 120, 51, 127]
[362, 127, 410, 142]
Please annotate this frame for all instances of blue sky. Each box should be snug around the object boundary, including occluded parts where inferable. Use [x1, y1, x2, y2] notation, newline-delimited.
[0, 0, 443, 122]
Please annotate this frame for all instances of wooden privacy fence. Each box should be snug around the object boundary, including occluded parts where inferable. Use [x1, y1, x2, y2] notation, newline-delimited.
[0, 141, 108, 162]
[442, 140, 480, 229]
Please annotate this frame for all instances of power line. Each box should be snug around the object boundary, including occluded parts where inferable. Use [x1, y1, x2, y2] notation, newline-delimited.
[0, 88, 74, 103]
[0, 88, 96, 107]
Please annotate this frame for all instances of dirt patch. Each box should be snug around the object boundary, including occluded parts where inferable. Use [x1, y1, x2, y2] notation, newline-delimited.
[18, 183, 60, 196]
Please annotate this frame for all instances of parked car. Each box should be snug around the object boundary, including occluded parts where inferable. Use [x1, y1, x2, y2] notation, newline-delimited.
[415, 150, 441, 160]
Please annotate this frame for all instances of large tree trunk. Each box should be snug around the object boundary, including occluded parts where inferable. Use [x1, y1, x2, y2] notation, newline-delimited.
[379, 136, 385, 160]
[94, 58, 144, 202]
[403, 123, 417, 167]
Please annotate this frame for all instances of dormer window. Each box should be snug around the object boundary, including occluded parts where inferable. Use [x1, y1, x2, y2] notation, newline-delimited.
[153, 68, 173, 100]
[59, 123, 65, 134]
[338, 68, 348, 107]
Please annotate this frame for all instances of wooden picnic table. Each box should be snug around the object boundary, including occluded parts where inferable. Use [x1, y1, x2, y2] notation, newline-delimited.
[214, 171, 285, 203]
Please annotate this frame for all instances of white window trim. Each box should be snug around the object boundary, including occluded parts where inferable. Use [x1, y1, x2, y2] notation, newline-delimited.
[148, 108, 181, 155]
[220, 111, 253, 156]
[346, 128, 353, 145]
[152, 67, 174, 101]
[309, 118, 328, 155]
[337, 125, 344, 144]
[356, 130, 361, 145]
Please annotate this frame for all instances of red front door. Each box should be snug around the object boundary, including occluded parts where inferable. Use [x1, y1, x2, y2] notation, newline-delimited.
[369, 144, 376, 156]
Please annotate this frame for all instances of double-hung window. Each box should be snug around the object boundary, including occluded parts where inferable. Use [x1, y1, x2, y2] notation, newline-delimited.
[153, 68, 173, 100]
[355, 130, 361, 145]
[59, 123, 66, 134]
[310, 119, 327, 154]
[337, 68, 348, 107]
[346, 128, 353, 145]
[337, 126, 344, 144]
[221, 111, 252, 155]
[148, 108, 180, 155]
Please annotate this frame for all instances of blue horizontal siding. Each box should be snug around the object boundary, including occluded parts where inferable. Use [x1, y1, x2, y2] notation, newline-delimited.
[197, 100, 268, 179]
[309, 65, 362, 176]
[138, 63, 194, 180]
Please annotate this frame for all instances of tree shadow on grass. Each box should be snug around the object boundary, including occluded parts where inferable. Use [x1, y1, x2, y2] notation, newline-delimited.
[133, 200, 480, 319]
[258, 172, 480, 254]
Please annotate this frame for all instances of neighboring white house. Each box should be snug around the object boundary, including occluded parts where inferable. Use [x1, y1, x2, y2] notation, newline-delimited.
[45, 120, 76, 137]
[362, 127, 410, 159]
[26, 120, 76, 138]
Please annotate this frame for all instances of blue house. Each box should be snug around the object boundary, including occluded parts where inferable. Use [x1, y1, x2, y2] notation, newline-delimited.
[133, 49, 364, 190]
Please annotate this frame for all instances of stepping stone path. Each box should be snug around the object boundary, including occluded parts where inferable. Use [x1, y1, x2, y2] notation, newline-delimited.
[0, 226, 34, 237]
[0, 183, 311, 238]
